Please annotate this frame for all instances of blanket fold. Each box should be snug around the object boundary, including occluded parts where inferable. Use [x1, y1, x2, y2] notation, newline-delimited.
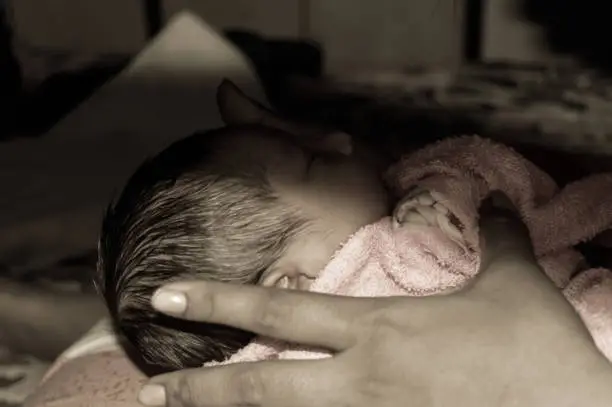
[207, 135, 612, 367]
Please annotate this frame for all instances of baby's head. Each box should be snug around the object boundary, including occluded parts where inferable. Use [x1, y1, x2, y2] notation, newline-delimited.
[96, 81, 390, 372]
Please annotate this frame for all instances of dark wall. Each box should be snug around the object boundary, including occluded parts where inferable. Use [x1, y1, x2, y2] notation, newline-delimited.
[0, 1, 22, 135]
[522, 0, 612, 72]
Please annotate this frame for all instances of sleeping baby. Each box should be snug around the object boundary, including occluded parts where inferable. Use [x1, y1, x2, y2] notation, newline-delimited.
[97, 77, 612, 371]
[95, 80, 467, 372]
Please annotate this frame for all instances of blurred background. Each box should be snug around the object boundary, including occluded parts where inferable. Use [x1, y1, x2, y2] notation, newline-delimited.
[2, 0, 609, 138]
[3, 0, 605, 71]
[4, 0, 609, 75]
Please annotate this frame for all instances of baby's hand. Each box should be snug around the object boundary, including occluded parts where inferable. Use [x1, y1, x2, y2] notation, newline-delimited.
[392, 187, 463, 243]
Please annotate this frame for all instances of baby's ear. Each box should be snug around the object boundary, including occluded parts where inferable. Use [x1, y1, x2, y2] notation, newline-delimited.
[216, 79, 274, 126]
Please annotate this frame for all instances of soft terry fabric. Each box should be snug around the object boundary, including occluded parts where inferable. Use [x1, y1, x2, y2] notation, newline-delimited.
[208, 135, 612, 365]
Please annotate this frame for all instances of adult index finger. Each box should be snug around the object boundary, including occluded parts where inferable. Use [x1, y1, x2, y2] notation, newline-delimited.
[139, 358, 342, 407]
[151, 281, 373, 351]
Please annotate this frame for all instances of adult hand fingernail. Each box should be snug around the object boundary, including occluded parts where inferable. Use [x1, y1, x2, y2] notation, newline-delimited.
[138, 384, 166, 406]
[152, 288, 187, 315]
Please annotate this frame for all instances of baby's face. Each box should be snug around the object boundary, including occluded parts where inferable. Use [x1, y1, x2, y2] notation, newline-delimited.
[217, 126, 391, 289]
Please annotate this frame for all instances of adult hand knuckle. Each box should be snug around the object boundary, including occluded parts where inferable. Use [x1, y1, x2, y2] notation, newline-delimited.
[362, 308, 407, 342]
[253, 290, 289, 333]
[180, 285, 213, 320]
[232, 366, 265, 405]
[172, 374, 201, 407]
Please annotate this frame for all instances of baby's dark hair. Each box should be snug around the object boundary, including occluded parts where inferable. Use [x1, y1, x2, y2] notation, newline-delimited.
[96, 125, 307, 372]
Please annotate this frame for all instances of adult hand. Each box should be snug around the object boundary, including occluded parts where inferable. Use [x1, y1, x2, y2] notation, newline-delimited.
[138, 215, 612, 407]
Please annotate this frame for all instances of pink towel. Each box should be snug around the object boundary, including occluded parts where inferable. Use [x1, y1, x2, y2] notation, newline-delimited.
[207, 135, 612, 366]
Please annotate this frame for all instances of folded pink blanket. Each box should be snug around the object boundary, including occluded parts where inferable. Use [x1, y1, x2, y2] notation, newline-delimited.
[208, 135, 612, 366]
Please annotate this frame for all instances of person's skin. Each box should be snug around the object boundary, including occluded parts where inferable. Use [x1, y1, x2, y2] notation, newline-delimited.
[137, 214, 612, 407]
